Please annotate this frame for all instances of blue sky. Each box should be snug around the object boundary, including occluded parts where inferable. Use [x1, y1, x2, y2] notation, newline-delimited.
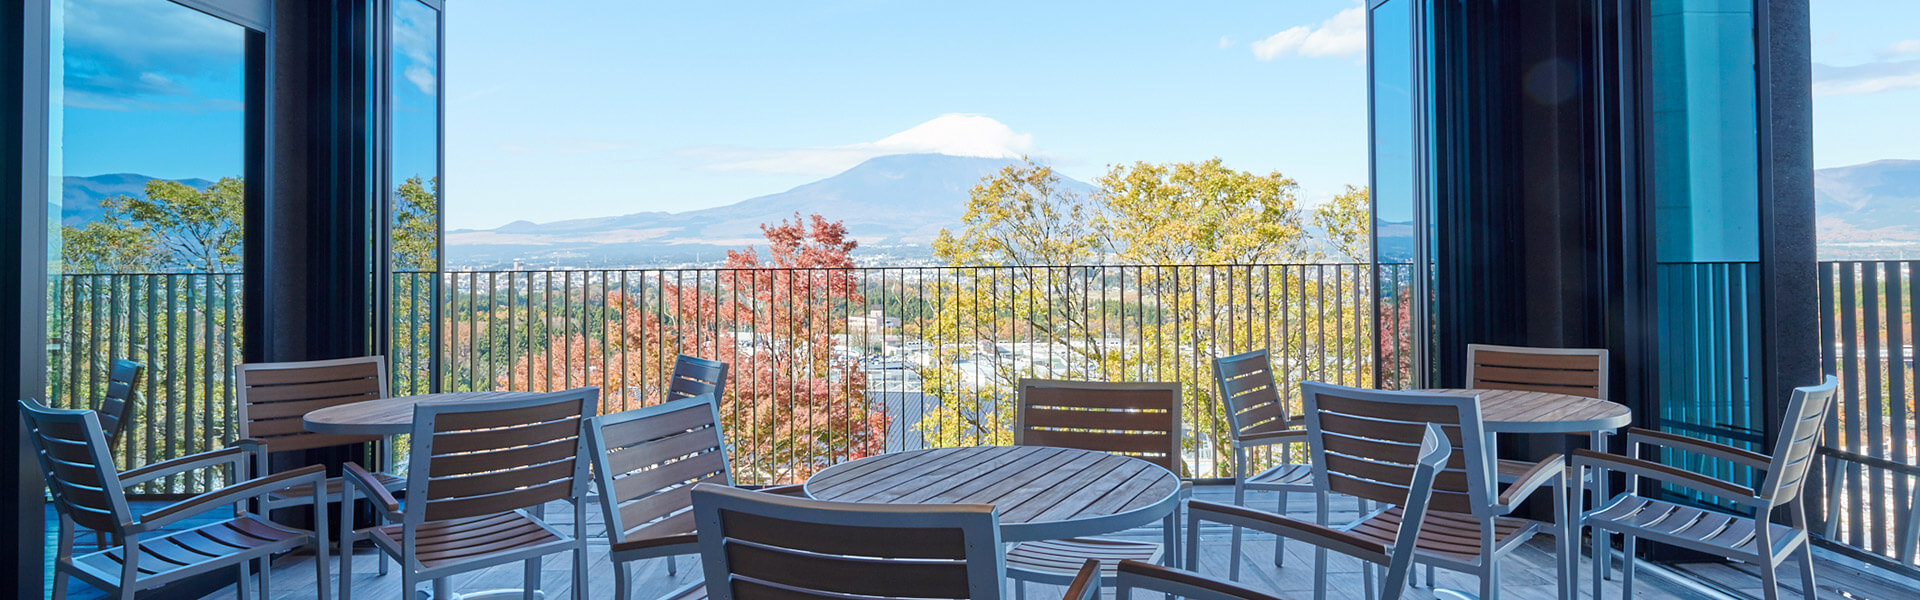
[49, 0, 1920, 232]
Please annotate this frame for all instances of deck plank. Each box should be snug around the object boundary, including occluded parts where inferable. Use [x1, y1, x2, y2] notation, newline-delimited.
[48, 485, 1914, 599]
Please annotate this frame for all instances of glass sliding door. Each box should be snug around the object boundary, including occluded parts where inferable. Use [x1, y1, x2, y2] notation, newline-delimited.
[46, 0, 256, 496]
[1370, 0, 1434, 389]
[1644, 0, 1766, 493]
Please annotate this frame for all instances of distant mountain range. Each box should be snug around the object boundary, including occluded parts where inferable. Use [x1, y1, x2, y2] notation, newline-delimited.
[445, 154, 1093, 267]
[59, 156, 1920, 266]
[1814, 159, 1920, 259]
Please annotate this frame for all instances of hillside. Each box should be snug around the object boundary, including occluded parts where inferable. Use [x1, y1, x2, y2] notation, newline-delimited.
[446, 154, 1093, 267]
[61, 174, 215, 226]
[1815, 159, 1920, 259]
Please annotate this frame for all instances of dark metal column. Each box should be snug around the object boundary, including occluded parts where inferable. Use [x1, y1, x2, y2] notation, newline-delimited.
[2, 1, 51, 596]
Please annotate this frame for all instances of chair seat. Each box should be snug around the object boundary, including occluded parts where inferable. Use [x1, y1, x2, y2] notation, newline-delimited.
[1494, 458, 1535, 481]
[666, 583, 708, 600]
[1586, 494, 1802, 560]
[1246, 462, 1316, 488]
[71, 516, 309, 584]
[373, 511, 568, 570]
[609, 512, 698, 555]
[1345, 506, 1537, 566]
[269, 470, 405, 502]
[1007, 537, 1164, 579]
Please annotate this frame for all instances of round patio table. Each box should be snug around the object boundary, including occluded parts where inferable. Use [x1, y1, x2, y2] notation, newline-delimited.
[803, 445, 1183, 543]
[303, 390, 540, 436]
[1430, 388, 1632, 435]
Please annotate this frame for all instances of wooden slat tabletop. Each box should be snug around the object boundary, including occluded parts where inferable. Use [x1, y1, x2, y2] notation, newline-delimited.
[302, 391, 540, 436]
[803, 446, 1183, 543]
[1425, 388, 1632, 434]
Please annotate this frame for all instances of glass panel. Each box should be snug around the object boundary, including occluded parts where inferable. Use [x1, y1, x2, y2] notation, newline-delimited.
[1647, 0, 1766, 493]
[391, 0, 441, 398]
[46, 0, 248, 498]
[1371, 0, 1421, 389]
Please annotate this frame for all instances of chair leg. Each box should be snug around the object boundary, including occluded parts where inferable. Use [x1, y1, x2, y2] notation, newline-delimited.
[1016, 579, 1029, 600]
[1272, 489, 1288, 569]
[258, 555, 272, 600]
[1590, 530, 1609, 600]
[435, 577, 453, 600]
[1621, 535, 1637, 600]
[1164, 512, 1179, 567]
[1760, 554, 1782, 600]
[237, 562, 255, 600]
[525, 556, 541, 600]
[1797, 541, 1818, 599]
[616, 562, 633, 600]
[1481, 562, 1501, 600]
[52, 568, 70, 600]
[1231, 481, 1245, 579]
[666, 554, 677, 576]
[1313, 495, 1329, 600]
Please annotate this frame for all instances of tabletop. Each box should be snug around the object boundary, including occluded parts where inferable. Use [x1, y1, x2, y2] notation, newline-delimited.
[1425, 388, 1632, 434]
[303, 390, 540, 436]
[803, 445, 1183, 543]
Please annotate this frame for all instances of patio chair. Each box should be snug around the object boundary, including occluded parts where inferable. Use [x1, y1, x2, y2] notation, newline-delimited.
[1464, 343, 1608, 482]
[1574, 376, 1839, 600]
[676, 482, 1008, 600]
[235, 356, 406, 581]
[95, 358, 145, 450]
[667, 354, 728, 400]
[1213, 349, 1341, 577]
[1298, 382, 1573, 600]
[1008, 378, 1188, 599]
[23, 399, 331, 600]
[1187, 422, 1452, 600]
[339, 387, 596, 600]
[586, 393, 806, 600]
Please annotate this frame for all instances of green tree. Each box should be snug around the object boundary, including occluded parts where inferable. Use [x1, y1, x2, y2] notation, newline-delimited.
[61, 177, 244, 273]
[1313, 185, 1371, 263]
[393, 176, 440, 271]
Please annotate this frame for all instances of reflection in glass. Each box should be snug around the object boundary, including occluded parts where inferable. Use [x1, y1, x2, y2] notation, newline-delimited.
[391, 0, 442, 398]
[45, 0, 251, 561]
[1371, 0, 1420, 388]
[1647, 0, 1765, 491]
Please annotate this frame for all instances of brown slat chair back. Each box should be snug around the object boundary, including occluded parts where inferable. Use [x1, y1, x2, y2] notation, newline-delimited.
[20, 400, 133, 536]
[1212, 350, 1292, 441]
[1760, 377, 1840, 505]
[97, 358, 145, 448]
[407, 388, 596, 524]
[235, 356, 388, 453]
[586, 393, 733, 547]
[1465, 344, 1608, 399]
[691, 483, 1007, 600]
[1016, 379, 1183, 474]
[1301, 382, 1492, 517]
[668, 354, 728, 401]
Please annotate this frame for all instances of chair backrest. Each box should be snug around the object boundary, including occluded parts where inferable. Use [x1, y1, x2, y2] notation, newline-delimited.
[235, 356, 388, 454]
[1301, 382, 1493, 518]
[586, 393, 733, 547]
[1213, 349, 1294, 442]
[1760, 376, 1841, 506]
[97, 358, 145, 448]
[668, 354, 728, 401]
[1016, 379, 1182, 474]
[690, 483, 1006, 600]
[20, 399, 132, 536]
[404, 388, 596, 527]
[1466, 344, 1608, 400]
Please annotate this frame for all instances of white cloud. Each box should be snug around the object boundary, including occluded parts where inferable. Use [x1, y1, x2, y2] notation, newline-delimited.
[1252, 7, 1365, 61]
[688, 114, 1038, 175]
[1878, 40, 1920, 60]
[405, 65, 437, 96]
[1218, 36, 1234, 49]
[1814, 59, 1920, 97]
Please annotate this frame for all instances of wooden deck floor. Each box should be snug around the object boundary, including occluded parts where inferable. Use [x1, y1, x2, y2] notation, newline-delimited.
[53, 485, 1915, 600]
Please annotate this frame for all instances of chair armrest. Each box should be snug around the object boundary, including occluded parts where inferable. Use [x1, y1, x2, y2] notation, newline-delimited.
[1188, 500, 1387, 563]
[130, 465, 328, 534]
[1626, 428, 1771, 471]
[1062, 559, 1101, 600]
[119, 446, 249, 488]
[1115, 560, 1286, 600]
[755, 484, 808, 496]
[1496, 454, 1565, 510]
[1571, 449, 1766, 509]
[1239, 428, 1308, 446]
[343, 461, 403, 518]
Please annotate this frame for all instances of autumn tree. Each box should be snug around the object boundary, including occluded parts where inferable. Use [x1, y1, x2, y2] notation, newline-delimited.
[505, 213, 883, 483]
[918, 157, 1375, 475]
